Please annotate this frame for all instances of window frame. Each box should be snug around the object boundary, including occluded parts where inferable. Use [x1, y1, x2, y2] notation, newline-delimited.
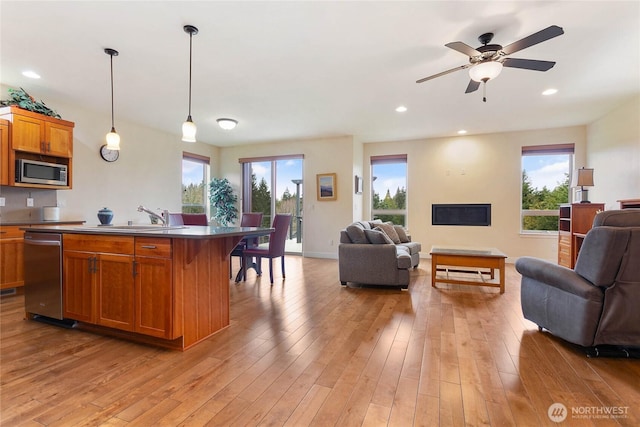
[520, 144, 574, 234]
[370, 154, 408, 226]
[182, 152, 210, 216]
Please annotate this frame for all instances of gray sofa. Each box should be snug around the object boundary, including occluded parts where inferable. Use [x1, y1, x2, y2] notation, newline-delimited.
[339, 220, 421, 289]
[515, 209, 640, 350]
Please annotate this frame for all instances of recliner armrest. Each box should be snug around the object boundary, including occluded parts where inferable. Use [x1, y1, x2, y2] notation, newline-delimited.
[515, 257, 603, 301]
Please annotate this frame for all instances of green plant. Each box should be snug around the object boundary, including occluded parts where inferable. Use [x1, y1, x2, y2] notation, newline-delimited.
[0, 87, 61, 118]
[209, 178, 239, 226]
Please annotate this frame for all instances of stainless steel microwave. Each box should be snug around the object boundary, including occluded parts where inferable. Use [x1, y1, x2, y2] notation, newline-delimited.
[15, 159, 68, 186]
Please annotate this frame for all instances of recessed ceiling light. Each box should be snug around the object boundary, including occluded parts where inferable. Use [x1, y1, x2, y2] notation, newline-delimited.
[457, 129, 467, 135]
[542, 88, 558, 96]
[22, 70, 41, 79]
[395, 105, 407, 113]
[217, 118, 238, 130]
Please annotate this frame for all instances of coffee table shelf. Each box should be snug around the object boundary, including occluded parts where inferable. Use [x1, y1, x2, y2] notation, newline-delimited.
[430, 246, 507, 293]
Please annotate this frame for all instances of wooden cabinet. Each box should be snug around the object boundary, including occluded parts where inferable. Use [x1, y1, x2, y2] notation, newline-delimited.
[2, 107, 73, 157]
[0, 226, 25, 290]
[63, 235, 175, 339]
[0, 106, 74, 189]
[0, 118, 9, 185]
[134, 238, 173, 338]
[558, 203, 604, 268]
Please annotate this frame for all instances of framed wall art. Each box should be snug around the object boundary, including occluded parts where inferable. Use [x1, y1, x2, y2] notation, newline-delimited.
[316, 173, 337, 201]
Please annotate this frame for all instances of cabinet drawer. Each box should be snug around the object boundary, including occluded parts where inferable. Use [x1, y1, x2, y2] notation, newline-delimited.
[0, 226, 25, 239]
[64, 234, 134, 254]
[135, 237, 171, 258]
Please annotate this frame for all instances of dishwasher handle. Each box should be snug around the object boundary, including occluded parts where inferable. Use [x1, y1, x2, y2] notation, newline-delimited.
[24, 232, 62, 246]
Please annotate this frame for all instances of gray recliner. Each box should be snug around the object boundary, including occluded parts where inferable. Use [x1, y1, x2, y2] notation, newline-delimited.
[515, 209, 640, 349]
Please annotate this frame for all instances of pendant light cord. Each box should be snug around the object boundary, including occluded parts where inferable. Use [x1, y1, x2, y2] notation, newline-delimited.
[187, 30, 193, 118]
[110, 53, 115, 129]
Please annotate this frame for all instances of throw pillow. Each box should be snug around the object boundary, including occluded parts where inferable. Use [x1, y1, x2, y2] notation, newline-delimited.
[364, 229, 394, 244]
[394, 225, 410, 243]
[376, 222, 401, 244]
[368, 219, 383, 229]
[346, 224, 368, 244]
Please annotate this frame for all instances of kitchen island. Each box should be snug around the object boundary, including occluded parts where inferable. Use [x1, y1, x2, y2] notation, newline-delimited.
[24, 224, 273, 351]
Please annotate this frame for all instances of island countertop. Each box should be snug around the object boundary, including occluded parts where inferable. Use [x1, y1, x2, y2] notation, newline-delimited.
[24, 224, 274, 239]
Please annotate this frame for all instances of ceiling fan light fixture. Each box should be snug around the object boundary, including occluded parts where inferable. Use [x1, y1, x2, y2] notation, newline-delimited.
[469, 61, 503, 82]
[217, 118, 238, 130]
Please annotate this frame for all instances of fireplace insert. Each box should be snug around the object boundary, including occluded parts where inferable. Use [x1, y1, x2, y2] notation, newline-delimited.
[432, 204, 491, 226]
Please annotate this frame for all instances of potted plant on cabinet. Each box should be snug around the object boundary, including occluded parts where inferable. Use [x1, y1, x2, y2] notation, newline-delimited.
[209, 177, 239, 226]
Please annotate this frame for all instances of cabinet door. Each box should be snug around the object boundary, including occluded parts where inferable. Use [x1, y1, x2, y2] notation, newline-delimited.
[11, 114, 44, 153]
[97, 253, 135, 331]
[0, 227, 25, 289]
[135, 256, 173, 338]
[63, 251, 95, 322]
[0, 120, 9, 185]
[45, 122, 73, 157]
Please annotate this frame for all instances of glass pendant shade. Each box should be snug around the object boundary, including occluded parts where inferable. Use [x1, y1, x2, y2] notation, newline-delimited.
[106, 127, 120, 150]
[182, 117, 197, 142]
[469, 61, 503, 82]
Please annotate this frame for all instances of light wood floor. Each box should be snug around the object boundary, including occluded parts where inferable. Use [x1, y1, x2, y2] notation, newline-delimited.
[1, 257, 639, 426]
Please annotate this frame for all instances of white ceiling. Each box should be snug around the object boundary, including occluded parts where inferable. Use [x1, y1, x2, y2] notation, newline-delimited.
[1, 1, 639, 147]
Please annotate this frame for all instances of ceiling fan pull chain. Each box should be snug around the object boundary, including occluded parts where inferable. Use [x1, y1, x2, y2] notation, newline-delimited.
[483, 81, 487, 102]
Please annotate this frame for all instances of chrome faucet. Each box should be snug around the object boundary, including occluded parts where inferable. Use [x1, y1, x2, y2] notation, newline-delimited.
[137, 205, 169, 226]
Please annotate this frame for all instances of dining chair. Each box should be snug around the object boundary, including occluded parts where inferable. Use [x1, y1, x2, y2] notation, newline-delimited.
[230, 212, 263, 281]
[181, 213, 209, 225]
[242, 213, 292, 284]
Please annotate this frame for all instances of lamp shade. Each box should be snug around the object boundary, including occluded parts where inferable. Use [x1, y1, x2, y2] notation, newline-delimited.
[469, 61, 503, 82]
[182, 117, 197, 142]
[106, 128, 120, 150]
[575, 167, 594, 187]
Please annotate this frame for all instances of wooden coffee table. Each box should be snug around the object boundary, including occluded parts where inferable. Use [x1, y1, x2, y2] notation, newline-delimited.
[430, 246, 507, 293]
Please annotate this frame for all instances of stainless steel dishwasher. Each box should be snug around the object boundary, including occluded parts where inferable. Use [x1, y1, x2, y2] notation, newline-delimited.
[24, 231, 65, 321]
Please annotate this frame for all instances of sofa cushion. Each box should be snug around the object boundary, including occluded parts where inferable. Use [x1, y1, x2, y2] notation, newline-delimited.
[346, 224, 369, 244]
[393, 225, 410, 243]
[397, 241, 422, 255]
[374, 222, 400, 244]
[365, 229, 394, 244]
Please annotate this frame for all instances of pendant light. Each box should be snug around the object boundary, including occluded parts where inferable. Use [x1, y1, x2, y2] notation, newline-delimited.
[104, 48, 120, 150]
[182, 25, 198, 142]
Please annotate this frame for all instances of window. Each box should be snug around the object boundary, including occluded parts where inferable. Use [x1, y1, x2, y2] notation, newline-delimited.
[371, 154, 407, 226]
[521, 144, 574, 232]
[182, 152, 210, 214]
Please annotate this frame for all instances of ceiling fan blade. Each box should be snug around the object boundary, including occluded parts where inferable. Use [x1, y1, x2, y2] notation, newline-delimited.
[465, 80, 480, 93]
[445, 41, 481, 57]
[503, 58, 557, 71]
[502, 25, 564, 55]
[416, 64, 471, 83]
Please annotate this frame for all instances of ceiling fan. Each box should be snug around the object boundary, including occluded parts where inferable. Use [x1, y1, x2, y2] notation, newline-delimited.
[417, 25, 564, 102]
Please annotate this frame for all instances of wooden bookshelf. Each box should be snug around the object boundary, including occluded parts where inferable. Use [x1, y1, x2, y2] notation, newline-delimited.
[558, 203, 604, 268]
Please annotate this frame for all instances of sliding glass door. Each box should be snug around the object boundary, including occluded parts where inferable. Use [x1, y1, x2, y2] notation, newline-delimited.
[241, 156, 303, 253]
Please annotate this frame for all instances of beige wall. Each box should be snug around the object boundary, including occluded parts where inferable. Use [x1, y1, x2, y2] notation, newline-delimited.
[3, 85, 637, 264]
[1, 84, 218, 225]
[219, 136, 355, 259]
[363, 126, 587, 263]
[587, 95, 640, 209]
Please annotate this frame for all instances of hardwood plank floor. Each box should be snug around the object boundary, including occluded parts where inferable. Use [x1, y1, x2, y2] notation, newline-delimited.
[1, 257, 639, 426]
